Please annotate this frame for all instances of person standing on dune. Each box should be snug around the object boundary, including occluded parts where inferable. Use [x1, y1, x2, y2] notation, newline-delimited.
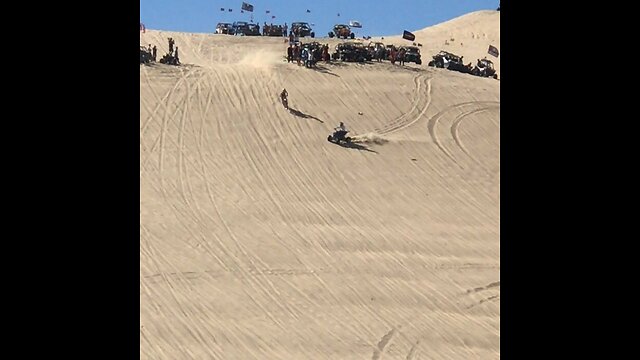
[301, 47, 308, 67]
[287, 45, 293, 63]
[398, 48, 406, 66]
[307, 48, 313, 68]
[174, 47, 180, 65]
[294, 45, 300, 65]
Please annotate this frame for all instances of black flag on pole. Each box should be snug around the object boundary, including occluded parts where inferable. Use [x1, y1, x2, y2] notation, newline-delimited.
[488, 45, 499, 57]
[402, 30, 415, 41]
[241, 2, 254, 12]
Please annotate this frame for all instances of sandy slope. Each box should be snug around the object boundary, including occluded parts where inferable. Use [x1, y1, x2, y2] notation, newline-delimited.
[141, 10, 499, 360]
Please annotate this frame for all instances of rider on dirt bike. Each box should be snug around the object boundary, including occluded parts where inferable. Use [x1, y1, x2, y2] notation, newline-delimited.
[280, 88, 288, 109]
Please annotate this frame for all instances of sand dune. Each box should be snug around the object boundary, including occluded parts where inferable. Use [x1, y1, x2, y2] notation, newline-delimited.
[141, 10, 499, 359]
[371, 10, 500, 73]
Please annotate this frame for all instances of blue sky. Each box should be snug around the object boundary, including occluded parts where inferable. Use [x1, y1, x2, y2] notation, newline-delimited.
[140, 1, 498, 37]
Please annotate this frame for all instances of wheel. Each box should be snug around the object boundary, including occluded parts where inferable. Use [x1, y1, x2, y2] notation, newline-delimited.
[345, 137, 352, 143]
[350, 33, 355, 39]
[327, 135, 333, 142]
[311, 32, 315, 38]
[328, 33, 334, 38]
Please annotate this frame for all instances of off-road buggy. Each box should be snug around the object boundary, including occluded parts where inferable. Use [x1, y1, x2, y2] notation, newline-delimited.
[332, 41, 370, 62]
[471, 58, 498, 79]
[291, 22, 315, 38]
[328, 24, 355, 39]
[398, 46, 422, 65]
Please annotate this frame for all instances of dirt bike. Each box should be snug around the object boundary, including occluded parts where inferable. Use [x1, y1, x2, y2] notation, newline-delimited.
[280, 94, 288, 109]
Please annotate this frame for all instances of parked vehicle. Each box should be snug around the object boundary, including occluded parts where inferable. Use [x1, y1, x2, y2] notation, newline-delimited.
[263, 24, 283, 36]
[428, 50, 466, 70]
[140, 46, 152, 64]
[231, 21, 249, 35]
[367, 42, 387, 61]
[291, 22, 315, 38]
[215, 22, 232, 34]
[471, 58, 498, 79]
[332, 41, 370, 62]
[245, 23, 261, 36]
[398, 46, 422, 65]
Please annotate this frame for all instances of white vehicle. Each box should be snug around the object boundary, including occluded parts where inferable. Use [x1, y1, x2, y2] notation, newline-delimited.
[215, 22, 232, 34]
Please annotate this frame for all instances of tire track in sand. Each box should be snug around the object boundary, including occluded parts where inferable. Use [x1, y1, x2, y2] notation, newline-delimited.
[192, 69, 301, 329]
[450, 106, 500, 167]
[140, 65, 195, 137]
[405, 340, 421, 360]
[142, 69, 288, 359]
[374, 73, 433, 136]
[372, 327, 398, 360]
[217, 70, 382, 344]
[427, 101, 499, 166]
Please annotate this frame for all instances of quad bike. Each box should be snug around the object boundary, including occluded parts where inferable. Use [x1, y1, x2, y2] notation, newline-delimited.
[327, 130, 352, 144]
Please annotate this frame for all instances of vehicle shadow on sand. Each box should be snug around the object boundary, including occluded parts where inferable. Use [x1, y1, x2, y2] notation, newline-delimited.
[334, 141, 378, 154]
[288, 108, 324, 123]
[310, 64, 340, 77]
[385, 64, 426, 74]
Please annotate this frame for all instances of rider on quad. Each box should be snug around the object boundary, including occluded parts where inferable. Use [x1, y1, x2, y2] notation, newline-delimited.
[328, 121, 351, 143]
